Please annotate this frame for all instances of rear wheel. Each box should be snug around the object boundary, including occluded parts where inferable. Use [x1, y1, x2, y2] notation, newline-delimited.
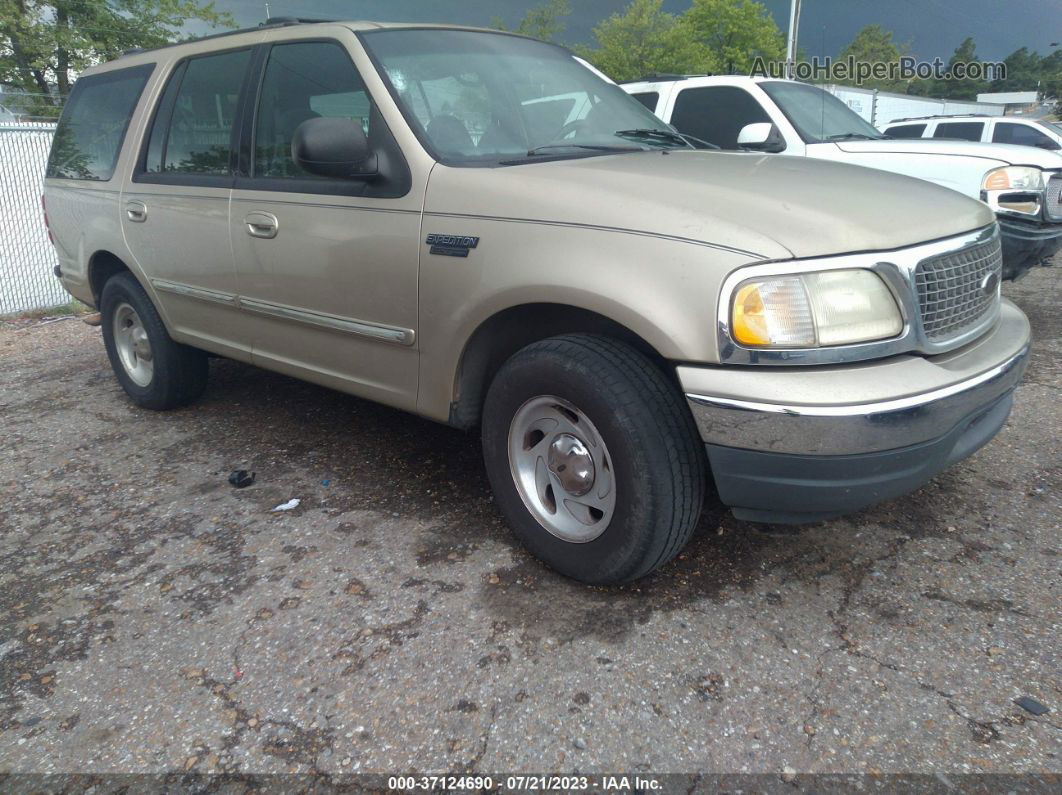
[482, 334, 706, 584]
[100, 272, 208, 409]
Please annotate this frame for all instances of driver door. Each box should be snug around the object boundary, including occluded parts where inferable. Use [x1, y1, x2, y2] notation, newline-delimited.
[229, 39, 423, 411]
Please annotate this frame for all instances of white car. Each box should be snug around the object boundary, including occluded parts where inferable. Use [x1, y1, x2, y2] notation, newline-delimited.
[882, 114, 1062, 152]
[623, 75, 1062, 279]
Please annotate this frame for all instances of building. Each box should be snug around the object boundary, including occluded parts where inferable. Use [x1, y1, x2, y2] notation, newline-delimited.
[976, 91, 1041, 115]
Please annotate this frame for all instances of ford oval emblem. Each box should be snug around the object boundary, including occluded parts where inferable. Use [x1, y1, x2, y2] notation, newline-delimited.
[981, 272, 999, 296]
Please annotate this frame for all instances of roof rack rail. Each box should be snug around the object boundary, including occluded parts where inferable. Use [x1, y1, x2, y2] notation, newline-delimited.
[889, 113, 991, 123]
[618, 74, 694, 84]
[263, 16, 336, 26]
[118, 16, 336, 58]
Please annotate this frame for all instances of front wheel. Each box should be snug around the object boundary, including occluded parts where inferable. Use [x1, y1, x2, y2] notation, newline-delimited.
[100, 272, 208, 410]
[482, 334, 706, 584]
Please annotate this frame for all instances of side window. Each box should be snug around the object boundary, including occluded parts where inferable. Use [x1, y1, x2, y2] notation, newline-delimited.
[932, 121, 984, 141]
[885, 123, 926, 138]
[254, 41, 373, 178]
[46, 65, 153, 180]
[670, 86, 771, 149]
[144, 49, 251, 175]
[992, 122, 1060, 150]
[630, 91, 659, 112]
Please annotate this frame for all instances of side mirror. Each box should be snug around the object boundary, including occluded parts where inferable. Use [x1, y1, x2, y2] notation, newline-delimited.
[737, 122, 785, 153]
[292, 117, 377, 179]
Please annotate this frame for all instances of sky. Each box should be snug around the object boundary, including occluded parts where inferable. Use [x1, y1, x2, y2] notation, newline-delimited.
[194, 0, 1062, 62]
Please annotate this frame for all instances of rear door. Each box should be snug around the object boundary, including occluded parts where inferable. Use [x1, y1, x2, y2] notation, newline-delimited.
[228, 38, 422, 411]
[932, 121, 985, 142]
[121, 47, 255, 357]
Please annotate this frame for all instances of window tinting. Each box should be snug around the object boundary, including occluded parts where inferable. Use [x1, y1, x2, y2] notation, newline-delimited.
[254, 41, 372, 178]
[885, 123, 926, 138]
[630, 91, 659, 112]
[46, 65, 152, 180]
[992, 122, 1059, 149]
[145, 49, 251, 175]
[670, 86, 770, 149]
[933, 121, 984, 141]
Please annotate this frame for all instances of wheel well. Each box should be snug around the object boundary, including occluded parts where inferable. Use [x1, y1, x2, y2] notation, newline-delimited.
[87, 250, 131, 305]
[449, 303, 675, 430]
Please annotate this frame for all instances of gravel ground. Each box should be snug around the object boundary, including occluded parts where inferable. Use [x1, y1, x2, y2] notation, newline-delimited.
[0, 263, 1058, 780]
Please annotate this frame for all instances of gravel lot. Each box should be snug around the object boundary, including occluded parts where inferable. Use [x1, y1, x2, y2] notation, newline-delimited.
[0, 263, 1058, 780]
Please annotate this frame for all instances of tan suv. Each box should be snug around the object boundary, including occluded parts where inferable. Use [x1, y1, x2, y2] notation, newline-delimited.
[44, 19, 1031, 583]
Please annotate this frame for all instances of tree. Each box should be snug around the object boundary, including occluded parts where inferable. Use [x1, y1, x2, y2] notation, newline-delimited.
[908, 36, 988, 99]
[942, 37, 989, 100]
[578, 0, 706, 82]
[492, 0, 571, 43]
[1, 1, 233, 117]
[678, 0, 785, 75]
[990, 47, 1043, 92]
[836, 24, 907, 92]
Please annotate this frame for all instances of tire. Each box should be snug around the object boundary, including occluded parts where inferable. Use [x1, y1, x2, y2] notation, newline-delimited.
[100, 271, 208, 410]
[482, 334, 706, 584]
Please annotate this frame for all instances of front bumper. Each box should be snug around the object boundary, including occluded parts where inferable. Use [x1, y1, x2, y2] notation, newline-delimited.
[681, 299, 1031, 523]
[996, 215, 1061, 280]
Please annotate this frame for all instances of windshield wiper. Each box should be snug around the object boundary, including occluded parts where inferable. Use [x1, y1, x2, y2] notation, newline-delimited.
[524, 143, 639, 156]
[613, 128, 719, 150]
[825, 132, 884, 141]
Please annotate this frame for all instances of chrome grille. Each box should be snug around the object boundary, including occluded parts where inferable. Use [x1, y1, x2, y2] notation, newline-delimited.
[1046, 173, 1062, 222]
[914, 235, 1002, 340]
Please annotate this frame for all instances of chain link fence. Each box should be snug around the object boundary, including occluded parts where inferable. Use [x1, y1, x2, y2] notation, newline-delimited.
[1, 122, 69, 315]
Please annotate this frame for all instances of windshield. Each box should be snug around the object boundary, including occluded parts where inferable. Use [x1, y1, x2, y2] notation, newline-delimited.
[360, 29, 676, 164]
[759, 80, 885, 144]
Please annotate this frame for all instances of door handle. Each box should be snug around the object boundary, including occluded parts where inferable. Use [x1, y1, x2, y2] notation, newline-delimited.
[245, 211, 279, 239]
[126, 201, 147, 223]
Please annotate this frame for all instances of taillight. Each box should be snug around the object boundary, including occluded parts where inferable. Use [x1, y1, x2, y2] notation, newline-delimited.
[42, 194, 54, 244]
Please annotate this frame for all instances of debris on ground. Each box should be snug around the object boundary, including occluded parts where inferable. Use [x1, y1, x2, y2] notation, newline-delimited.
[228, 470, 256, 488]
[1013, 696, 1050, 716]
[271, 498, 300, 512]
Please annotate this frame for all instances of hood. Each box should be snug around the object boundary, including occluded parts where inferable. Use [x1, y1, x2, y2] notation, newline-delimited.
[837, 137, 1062, 170]
[425, 150, 994, 261]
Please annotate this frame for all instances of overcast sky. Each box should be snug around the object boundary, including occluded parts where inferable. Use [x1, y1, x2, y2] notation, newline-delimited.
[195, 1, 1061, 62]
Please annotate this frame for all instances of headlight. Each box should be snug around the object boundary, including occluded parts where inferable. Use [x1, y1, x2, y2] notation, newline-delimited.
[731, 269, 902, 348]
[982, 166, 1044, 192]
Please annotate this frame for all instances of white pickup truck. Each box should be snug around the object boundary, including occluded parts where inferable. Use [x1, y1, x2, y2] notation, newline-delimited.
[623, 75, 1062, 279]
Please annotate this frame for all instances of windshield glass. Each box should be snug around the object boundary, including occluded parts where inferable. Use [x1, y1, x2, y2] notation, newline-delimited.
[759, 80, 885, 144]
[360, 29, 675, 164]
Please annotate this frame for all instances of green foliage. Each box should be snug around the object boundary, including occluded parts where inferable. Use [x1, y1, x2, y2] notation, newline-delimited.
[579, 0, 783, 81]
[835, 24, 908, 92]
[678, 0, 785, 75]
[576, 0, 706, 82]
[907, 36, 988, 100]
[0, 1, 234, 118]
[492, 0, 571, 42]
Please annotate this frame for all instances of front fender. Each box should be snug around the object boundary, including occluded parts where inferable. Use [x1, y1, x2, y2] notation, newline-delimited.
[415, 217, 757, 422]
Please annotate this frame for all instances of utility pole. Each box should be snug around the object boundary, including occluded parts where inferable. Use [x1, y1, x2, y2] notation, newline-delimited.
[786, 0, 803, 80]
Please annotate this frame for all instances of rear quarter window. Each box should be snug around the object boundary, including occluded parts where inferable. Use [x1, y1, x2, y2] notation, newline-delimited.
[46, 64, 153, 180]
[885, 123, 926, 138]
